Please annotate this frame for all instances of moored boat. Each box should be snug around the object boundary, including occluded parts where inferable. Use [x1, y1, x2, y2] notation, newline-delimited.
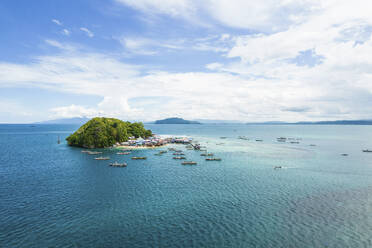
[182, 161, 197, 165]
[131, 157, 147, 160]
[205, 158, 222, 161]
[362, 149, 372, 152]
[173, 156, 186, 159]
[94, 157, 110, 160]
[117, 152, 131, 155]
[201, 153, 214, 156]
[109, 161, 127, 167]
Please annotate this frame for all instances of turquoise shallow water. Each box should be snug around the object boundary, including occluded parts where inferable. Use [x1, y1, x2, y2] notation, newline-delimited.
[1, 124, 372, 247]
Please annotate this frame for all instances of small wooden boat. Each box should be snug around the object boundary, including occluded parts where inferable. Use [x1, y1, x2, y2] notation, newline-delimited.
[173, 156, 186, 160]
[205, 158, 222, 161]
[182, 161, 197, 165]
[362, 149, 372, 153]
[173, 152, 185, 155]
[87, 151, 103, 155]
[131, 157, 147, 160]
[109, 162, 127, 167]
[200, 153, 214, 157]
[117, 152, 131, 155]
[94, 157, 110, 160]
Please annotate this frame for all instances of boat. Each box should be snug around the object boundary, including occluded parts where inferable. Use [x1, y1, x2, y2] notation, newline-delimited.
[220, 137, 227, 139]
[255, 139, 263, 142]
[341, 153, 348, 156]
[362, 149, 372, 152]
[109, 162, 127, 167]
[274, 166, 282, 169]
[117, 152, 131, 155]
[57, 136, 60, 144]
[87, 151, 103, 155]
[168, 148, 176, 151]
[94, 157, 110, 160]
[174, 150, 183, 153]
[173, 156, 186, 159]
[205, 158, 222, 161]
[216, 143, 225, 145]
[81, 150, 90, 153]
[309, 144, 316, 146]
[182, 161, 197, 165]
[159, 150, 167, 154]
[290, 141, 300, 144]
[238, 136, 249, 140]
[200, 153, 214, 156]
[154, 153, 162, 156]
[277, 137, 286, 142]
[131, 157, 147, 160]
[173, 152, 185, 155]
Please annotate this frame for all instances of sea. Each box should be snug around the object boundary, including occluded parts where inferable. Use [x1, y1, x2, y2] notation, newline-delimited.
[1, 124, 372, 247]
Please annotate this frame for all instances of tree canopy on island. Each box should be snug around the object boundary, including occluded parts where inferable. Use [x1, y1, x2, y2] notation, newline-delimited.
[66, 117, 152, 148]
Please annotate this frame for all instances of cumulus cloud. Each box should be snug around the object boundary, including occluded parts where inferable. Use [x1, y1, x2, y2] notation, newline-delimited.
[3, 1, 372, 122]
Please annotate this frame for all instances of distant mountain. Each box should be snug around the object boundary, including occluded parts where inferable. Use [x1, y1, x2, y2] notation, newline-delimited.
[295, 120, 372, 125]
[154, 117, 201, 124]
[246, 120, 372, 125]
[35, 117, 90, 124]
[194, 119, 244, 124]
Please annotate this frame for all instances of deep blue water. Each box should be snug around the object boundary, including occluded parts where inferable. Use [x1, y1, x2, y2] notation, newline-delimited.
[1, 124, 372, 247]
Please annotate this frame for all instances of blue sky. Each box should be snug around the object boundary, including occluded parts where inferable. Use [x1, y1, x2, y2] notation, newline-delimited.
[1, 0, 372, 123]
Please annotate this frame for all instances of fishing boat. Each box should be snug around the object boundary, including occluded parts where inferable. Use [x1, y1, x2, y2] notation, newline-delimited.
[117, 152, 131, 155]
[173, 156, 186, 160]
[173, 152, 185, 155]
[201, 153, 214, 156]
[94, 157, 110, 160]
[131, 157, 147, 160]
[182, 161, 197, 165]
[87, 151, 103, 155]
[109, 162, 127, 167]
[362, 149, 372, 152]
[205, 158, 222, 161]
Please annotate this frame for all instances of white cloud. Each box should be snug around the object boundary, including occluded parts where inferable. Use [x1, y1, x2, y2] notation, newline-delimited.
[80, 27, 94, 38]
[115, 0, 321, 32]
[52, 19, 62, 26]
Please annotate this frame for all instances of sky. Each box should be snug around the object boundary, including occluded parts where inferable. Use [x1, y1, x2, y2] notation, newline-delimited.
[1, 0, 372, 123]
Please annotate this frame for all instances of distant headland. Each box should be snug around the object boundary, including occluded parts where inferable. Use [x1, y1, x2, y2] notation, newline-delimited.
[154, 117, 201, 124]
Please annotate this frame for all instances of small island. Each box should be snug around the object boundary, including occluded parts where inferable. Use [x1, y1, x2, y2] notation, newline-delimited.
[154, 117, 201, 124]
[66, 117, 152, 148]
